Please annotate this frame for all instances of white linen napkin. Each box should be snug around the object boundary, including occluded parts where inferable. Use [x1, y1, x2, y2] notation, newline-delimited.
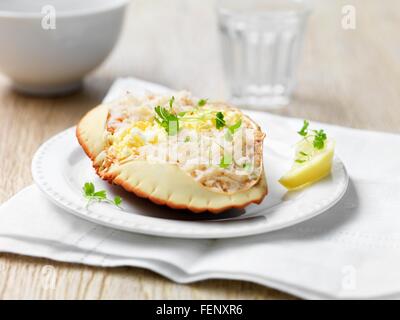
[1, 78, 400, 299]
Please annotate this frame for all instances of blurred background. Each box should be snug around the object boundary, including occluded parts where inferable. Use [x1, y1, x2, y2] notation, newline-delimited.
[0, 0, 399, 131]
[90, 0, 398, 131]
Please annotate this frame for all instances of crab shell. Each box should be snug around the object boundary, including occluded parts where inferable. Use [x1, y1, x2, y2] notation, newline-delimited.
[76, 103, 268, 213]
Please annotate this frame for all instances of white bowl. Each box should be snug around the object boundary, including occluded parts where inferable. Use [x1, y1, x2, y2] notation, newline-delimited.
[0, 0, 129, 96]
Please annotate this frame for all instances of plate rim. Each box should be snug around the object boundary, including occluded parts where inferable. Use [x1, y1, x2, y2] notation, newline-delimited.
[32, 127, 349, 239]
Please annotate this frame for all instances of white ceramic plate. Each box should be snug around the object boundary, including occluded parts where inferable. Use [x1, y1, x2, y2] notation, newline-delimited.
[32, 126, 348, 239]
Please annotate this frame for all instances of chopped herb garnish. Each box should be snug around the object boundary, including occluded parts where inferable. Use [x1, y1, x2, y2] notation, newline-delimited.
[114, 196, 122, 206]
[154, 105, 179, 135]
[295, 159, 306, 164]
[93, 190, 106, 198]
[228, 119, 242, 134]
[83, 181, 95, 195]
[215, 112, 226, 129]
[169, 96, 175, 110]
[297, 120, 328, 150]
[83, 182, 122, 209]
[313, 129, 327, 149]
[184, 136, 190, 142]
[219, 154, 232, 168]
[198, 99, 208, 107]
[298, 120, 309, 137]
[299, 151, 308, 156]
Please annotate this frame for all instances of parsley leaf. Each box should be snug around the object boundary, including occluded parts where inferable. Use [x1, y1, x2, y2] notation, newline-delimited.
[297, 120, 328, 151]
[198, 99, 208, 107]
[313, 129, 327, 149]
[228, 119, 242, 134]
[93, 190, 107, 198]
[215, 112, 226, 129]
[83, 182, 95, 197]
[295, 159, 306, 164]
[298, 120, 309, 137]
[154, 106, 179, 135]
[83, 182, 123, 209]
[114, 196, 122, 206]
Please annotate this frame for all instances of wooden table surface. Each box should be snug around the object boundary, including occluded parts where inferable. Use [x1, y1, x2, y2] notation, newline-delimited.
[0, 0, 399, 299]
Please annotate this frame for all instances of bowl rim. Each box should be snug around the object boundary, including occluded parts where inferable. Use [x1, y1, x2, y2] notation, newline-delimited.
[0, 0, 130, 18]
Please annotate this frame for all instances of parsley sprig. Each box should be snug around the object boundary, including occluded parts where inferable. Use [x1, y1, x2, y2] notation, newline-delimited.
[154, 96, 180, 135]
[83, 182, 122, 209]
[154, 105, 179, 136]
[153, 97, 242, 135]
[312, 129, 327, 149]
[298, 120, 309, 136]
[297, 120, 327, 150]
[295, 120, 328, 164]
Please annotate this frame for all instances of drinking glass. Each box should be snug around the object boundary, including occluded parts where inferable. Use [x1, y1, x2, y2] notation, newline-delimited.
[217, 0, 311, 108]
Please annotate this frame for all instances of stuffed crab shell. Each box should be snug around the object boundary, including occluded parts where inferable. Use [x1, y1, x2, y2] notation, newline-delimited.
[77, 91, 267, 213]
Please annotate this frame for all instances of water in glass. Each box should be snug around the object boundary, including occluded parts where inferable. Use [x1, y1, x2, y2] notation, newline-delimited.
[218, 0, 311, 108]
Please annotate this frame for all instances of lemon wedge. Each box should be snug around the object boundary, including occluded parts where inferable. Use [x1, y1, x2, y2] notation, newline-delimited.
[279, 139, 335, 190]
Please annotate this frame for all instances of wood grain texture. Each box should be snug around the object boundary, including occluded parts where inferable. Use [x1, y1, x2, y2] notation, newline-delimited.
[0, 0, 399, 299]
